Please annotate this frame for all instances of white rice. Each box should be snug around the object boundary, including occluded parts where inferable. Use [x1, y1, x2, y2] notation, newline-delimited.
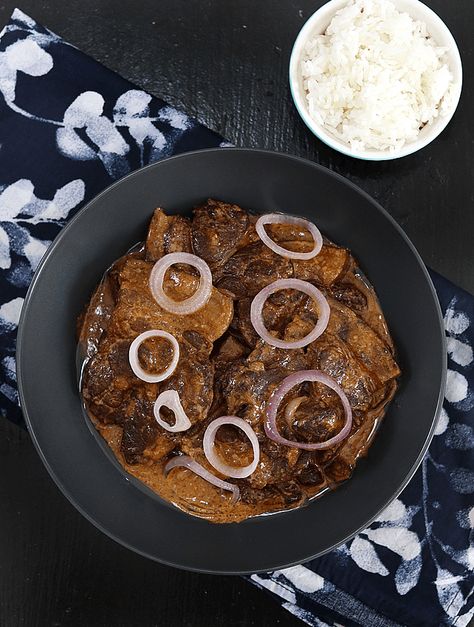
[301, 0, 455, 152]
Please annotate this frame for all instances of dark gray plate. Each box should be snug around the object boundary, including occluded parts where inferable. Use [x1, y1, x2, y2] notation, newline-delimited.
[17, 148, 446, 574]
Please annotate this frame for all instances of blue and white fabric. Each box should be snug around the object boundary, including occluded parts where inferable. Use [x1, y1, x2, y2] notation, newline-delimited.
[0, 10, 472, 626]
[251, 272, 474, 627]
[0, 9, 225, 426]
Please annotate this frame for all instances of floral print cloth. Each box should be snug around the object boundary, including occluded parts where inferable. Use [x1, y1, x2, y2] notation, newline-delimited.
[0, 10, 472, 627]
[0, 9, 225, 427]
[251, 271, 474, 627]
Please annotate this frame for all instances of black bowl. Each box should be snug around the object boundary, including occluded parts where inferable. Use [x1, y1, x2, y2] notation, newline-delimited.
[17, 148, 445, 574]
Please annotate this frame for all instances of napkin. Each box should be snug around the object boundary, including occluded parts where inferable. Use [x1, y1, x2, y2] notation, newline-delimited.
[0, 9, 225, 427]
[251, 271, 474, 627]
[0, 10, 472, 626]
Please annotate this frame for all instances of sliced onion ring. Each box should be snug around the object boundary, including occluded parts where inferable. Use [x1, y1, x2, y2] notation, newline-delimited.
[284, 396, 307, 426]
[266, 370, 352, 450]
[149, 252, 212, 315]
[128, 330, 179, 383]
[154, 390, 191, 433]
[164, 455, 240, 503]
[256, 213, 323, 260]
[250, 278, 330, 349]
[203, 416, 260, 479]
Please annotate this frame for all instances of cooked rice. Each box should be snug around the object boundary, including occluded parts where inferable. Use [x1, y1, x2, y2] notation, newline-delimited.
[301, 0, 455, 152]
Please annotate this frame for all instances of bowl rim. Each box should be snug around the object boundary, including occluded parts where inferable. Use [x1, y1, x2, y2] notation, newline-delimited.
[289, 0, 463, 161]
[16, 147, 447, 574]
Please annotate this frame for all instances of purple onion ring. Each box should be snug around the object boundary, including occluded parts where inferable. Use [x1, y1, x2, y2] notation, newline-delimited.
[149, 252, 212, 315]
[250, 278, 330, 349]
[256, 213, 323, 260]
[203, 416, 260, 479]
[265, 370, 352, 450]
[164, 455, 240, 503]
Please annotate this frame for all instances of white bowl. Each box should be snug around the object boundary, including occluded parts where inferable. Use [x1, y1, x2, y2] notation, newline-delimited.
[289, 0, 463, 160]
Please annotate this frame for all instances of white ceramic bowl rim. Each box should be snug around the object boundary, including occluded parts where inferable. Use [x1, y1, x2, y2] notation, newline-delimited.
[289, 0, 463, 161]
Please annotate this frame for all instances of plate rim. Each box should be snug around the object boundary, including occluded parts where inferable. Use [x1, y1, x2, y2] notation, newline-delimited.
[16, 147, 447, 574]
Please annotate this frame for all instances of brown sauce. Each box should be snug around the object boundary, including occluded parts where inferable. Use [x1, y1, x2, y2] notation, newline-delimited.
[78, 200, 400, 523]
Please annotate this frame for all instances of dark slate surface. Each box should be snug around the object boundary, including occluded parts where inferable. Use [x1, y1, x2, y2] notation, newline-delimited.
[0, 1, 472, 625]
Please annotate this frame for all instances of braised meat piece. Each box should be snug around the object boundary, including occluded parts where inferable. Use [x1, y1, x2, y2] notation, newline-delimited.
[324, 297, 399, 383]
[257, 222, 349, 286]
[308, 333, 379, 412]
[106, 256, 233, 343]
[216, 360, 284, 428]
[275, 481, 307, 507]
[163, 330, 214, 424]
[285, 396, 346, 445]
[212, 334, 250, 366]
[294, 452, 325, 487]
[247, 340, 308, 372]
[215, 338, 309, 429]
[146, 208, 192, 260]
[118, 390, 161, 464]
[230, 298, 259, 346]
[82, 338, 138, 425]
[215, 241, 293, 298]
[292, 242, 349, 286]
[191, 199, 249, 268]
[331, 282, 368, 311]
[231, 289, 315, 348]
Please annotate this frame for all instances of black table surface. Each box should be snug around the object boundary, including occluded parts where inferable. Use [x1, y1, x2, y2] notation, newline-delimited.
[0, 1, 472, 625]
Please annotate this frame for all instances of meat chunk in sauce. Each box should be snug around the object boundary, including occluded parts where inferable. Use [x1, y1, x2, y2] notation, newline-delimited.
[79, 201, 400, 523]
[191, 199, 249, 269]
[146, 208, 192, 260]
[215, 241, 293, 298]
